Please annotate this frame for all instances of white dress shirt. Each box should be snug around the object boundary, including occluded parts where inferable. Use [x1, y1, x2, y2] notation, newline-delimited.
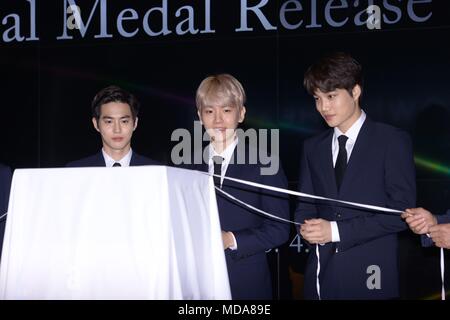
[330, 110, 367, 242]
[102, 148, 133, 167]
[208, 137, 239, 250]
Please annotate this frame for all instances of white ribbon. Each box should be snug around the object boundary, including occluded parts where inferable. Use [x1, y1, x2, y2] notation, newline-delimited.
[207, 171, 447, 301]
[214, 187, 300, 225]
[207, 172, 403, 216]
[315, 245, 321, 300]
[441, 248, 445, 300]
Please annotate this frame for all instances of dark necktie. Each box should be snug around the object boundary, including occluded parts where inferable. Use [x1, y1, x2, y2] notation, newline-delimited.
[212, 156, 224, 187]
[113, 162, 121, 167]
[335, 135, 348, 190]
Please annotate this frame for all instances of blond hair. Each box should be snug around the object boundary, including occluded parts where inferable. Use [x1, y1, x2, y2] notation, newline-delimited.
[196, 74, 246, 110]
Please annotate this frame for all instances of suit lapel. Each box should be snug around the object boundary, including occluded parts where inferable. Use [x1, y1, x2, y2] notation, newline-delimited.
[95, 151, 107, 167]
[223, 151, 242, 180]
[221, 143, 246, 188]
[339, 117, 373, 193]
[317, 130, 338, 198]
[130, 152, 143, 166]
[130, 152, 137, 166]
[193, 145, 208, 172]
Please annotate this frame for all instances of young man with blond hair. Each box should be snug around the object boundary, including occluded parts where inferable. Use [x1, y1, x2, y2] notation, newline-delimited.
[190, 74, 289, 299]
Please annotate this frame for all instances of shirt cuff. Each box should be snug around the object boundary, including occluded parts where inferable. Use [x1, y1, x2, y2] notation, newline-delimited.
[229, 232, 238, 250]
[330, 221, 340, 242]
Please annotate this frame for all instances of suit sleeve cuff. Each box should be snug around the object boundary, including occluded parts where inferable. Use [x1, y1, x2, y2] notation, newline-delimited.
[331, 221, 340, 242]
[229, 232, 238, 250]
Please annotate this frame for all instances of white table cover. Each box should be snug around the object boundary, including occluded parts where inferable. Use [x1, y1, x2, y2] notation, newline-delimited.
[0, 166, 230, 300]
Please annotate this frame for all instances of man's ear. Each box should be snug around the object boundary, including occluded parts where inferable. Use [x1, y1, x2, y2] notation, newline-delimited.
[238, 106, 246, 123]
[352, 85, 362, 102]
[92, 117, 100, 132]
[133, 117, 139, 131]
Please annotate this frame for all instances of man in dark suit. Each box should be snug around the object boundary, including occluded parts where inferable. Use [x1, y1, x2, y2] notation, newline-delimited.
[0, 163, 13, 261]
[67, 85, 158, 167]
[190, 74, 290, 299]
[402, 207, 450, 249]
[295, 52, 416, 299]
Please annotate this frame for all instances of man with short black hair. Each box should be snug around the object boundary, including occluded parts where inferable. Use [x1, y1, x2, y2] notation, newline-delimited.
[67, 85, 158, 167]
[295, 52, 416, 299]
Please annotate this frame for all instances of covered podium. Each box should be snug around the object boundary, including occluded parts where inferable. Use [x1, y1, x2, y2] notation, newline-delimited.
[0, 166, 231, 300]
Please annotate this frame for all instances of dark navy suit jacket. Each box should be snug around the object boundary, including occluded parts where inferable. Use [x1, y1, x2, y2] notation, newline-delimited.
[436, 211, 450, 224]
[0, 163, 13, 261]
[189, 143, 290, 299]
[66, 151, 159, 167]
[295, 117, 416, 299]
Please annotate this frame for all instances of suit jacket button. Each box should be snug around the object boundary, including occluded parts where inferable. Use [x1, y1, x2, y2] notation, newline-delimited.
[336, 213, 341, 218]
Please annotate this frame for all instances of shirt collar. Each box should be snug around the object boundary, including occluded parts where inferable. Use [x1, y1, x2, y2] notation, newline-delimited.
[334, 109, 366, 142]
[102, 148, 133, 167]
[209, 137, 239, 164]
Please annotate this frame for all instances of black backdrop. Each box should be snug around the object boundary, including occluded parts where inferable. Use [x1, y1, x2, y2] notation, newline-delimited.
[1, 0, 450, 299]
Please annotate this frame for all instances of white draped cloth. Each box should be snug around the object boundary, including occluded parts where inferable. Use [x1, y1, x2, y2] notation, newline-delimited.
[0, 166, 231, 300]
